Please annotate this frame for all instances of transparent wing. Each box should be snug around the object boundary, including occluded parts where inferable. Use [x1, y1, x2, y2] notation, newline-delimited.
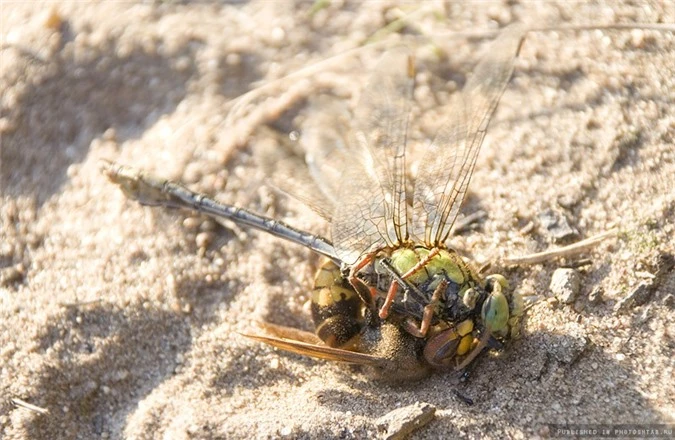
[301, 95, 354, 211]
[253, 130, 335, 221]
[331, 48, 415, 264]
[412, 24, 525, 246]
[256, 95, 365, 223]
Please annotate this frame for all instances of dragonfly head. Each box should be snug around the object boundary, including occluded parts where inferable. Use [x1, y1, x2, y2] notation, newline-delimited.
[482, 274, 523, 339]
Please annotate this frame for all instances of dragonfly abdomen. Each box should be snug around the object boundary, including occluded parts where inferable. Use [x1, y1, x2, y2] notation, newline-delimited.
[311, 260, 364, 348]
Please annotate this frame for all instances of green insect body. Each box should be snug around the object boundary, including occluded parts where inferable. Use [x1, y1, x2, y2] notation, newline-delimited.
[385, 247, 482, 322]
[310, 245, 523, 373]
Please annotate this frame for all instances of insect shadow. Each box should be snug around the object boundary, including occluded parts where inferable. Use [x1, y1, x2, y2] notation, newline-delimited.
[22, 304, 191, 438]
[1, 22, 262, 205]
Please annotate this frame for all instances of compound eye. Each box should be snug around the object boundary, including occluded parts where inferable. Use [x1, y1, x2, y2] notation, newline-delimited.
[481, 283, 509, 333]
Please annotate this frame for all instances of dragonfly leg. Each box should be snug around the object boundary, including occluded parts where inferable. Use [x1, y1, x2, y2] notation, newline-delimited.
[401, 247, 440, 279]
[379, 248, 443, 321]
[404, 279, 447, 338]
[402, 317, 424, 338]
[418, 279, 447, 336]
[348, 253, 377, 311]
[378, 281, 399, 319]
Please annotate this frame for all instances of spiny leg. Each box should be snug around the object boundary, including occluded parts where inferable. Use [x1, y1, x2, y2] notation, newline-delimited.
[376, 259, 427, 320]
[419, 279, 447, 336]
[402, 280, 447, 338]
[379, 247, 441, 322]
[379, 281, 399, 320]
[401, 247, 440, 279]
[347, 252, 378, 311]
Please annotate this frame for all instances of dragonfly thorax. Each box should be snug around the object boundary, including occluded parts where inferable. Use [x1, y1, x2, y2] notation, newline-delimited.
[370, 246, 486, 325]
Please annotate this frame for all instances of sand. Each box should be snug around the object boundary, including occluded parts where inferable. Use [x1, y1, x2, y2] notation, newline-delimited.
[1, 2, 674, 439]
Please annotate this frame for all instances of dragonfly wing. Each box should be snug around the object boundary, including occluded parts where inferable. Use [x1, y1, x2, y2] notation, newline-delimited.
[239, 324, 387, 367]
[412, 24, 526, 246]
[301, 95, 354, 211]
[331, 48, 415, 264]
[253, 129, 336, 221]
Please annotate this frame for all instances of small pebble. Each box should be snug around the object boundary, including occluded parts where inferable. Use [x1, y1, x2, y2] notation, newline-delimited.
[43, 8, 63, 30]
[200, 219, 218, 232]
[538, 209, 579, 242]
[550, 268, 581, 304]
[279, 425, 295, 437]
[630, 29, 645, 48]
[0, 264, 25, 286]
[375, 402, 436, 440]
[102, 128, 117, 142]
[269, 27, 286, 46]
[183, 163, 203, 184]
[182, 217, 202, 231]
[195, 231, 213, 249]
[225, 52, 241, 67]
[588, 286, 604, 304]
[663, 294, 674, 308]
[614, 281, 651, 313]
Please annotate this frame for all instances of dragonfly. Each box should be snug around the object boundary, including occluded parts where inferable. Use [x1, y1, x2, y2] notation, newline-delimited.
[103, 24, 526, 382]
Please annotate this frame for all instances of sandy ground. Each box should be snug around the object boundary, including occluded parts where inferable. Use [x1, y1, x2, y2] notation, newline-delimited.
[1, 1, 674, 439]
